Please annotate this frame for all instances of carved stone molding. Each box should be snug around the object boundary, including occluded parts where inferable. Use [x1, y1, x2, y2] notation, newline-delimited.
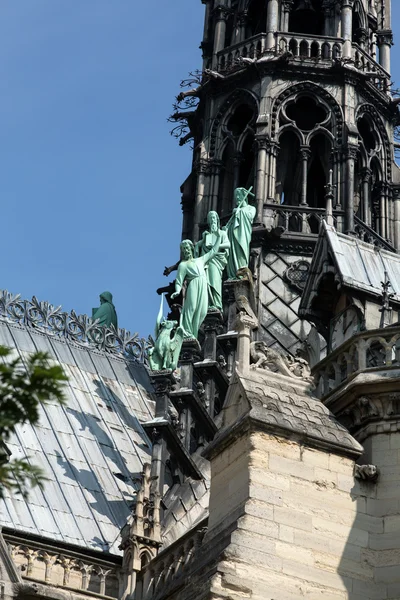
[284, 260, 310, 293]
[376, 30, 394, 47]
[337, 392, 400, 441]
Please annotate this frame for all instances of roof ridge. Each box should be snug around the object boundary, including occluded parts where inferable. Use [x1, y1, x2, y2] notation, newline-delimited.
[0, 289, 150, 363]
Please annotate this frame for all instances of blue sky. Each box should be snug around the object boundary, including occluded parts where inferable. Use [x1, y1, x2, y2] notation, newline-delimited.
[0, 3, 399, 339]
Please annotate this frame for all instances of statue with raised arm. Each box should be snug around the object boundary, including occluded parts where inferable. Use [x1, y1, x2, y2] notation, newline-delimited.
[92, 291, 118, 328]
[171, 233, 222, 339]
[195, 211, 230, 311]
[225, 187, 256, 279]
[148, 295, 184, 371]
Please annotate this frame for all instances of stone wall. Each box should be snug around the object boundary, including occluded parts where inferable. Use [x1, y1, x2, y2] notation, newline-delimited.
[206, 431, 372, 600]
[360, 431, 400, 599]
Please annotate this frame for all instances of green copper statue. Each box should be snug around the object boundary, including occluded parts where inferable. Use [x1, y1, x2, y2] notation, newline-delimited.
[195, 211, 230, 311]
[171, 233, 222, 339]
[92, 291, 118, 327]
[225, 187, 256, 279]
[148, 295, 184, 371]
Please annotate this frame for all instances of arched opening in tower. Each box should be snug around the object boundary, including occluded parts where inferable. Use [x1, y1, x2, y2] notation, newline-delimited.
[276, 131, 301, 206]
[246, 0, 268, 37]
[218, 142, 235, 219]
[370, 157, 382, 234]
[289, 0, 324, 36]
[239, 135, 255, 190]
[307, 134, 331, 209]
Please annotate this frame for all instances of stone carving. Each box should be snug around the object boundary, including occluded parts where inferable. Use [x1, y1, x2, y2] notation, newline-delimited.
[0, 290, 149, 362]
[148, 296, 184, 371]
[225, 187, 256, 279]
[92, 291, 118, 328]
[8, 542, 119, 597]
[284, 260, 310, 292]
[195, 211, 230, 311]
[250, 341, 313, 382]
[354, 464, 379, 482]
[171, 234, 222, 340]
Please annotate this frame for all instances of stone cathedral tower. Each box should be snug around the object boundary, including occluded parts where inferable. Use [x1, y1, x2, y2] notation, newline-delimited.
[4, 3, 400, 600]
[176, 0, 398, 363]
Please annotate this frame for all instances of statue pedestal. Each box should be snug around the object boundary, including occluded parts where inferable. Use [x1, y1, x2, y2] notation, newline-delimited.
[203, 309, 223, 361]
[178, 338, 202, 390]
[149, 370, 175, 419]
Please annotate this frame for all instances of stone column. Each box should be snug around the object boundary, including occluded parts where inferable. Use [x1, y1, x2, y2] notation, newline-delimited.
[266, 0, 279, 51]
[376, 181, 390, 240]
[201, 0, 213, 67]
[212, 5, 228, 68]
[255, 136, 268, 225]
[149, 373, 175, 498]
[210, 159, 222, 212]
[232, 151, 244, 191]
[325, 169, 334, 226]
[202, 311, 223, 416]
[332, 149, 343, 232]
[322, 0, 333, 37]
[267, 141, 279, 201]
[377, 30, 393, 75]
[193, 158, 211, 241]
[341, 0, 354, 59]
[281, 0, 293, 32]
[345, 144, 358, 233]
[299, 146, 311, 206]
[361, 167, 372, 227]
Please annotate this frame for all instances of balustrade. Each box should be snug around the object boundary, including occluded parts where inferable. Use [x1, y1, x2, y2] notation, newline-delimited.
[313, 326, 400, 399]
[276, 33, 343, 62]
[352, 44, 390, 93]
[139, 523, 207, 599]
[264, 203, 345, 235]
[354, 215, 395, 252]
[217, 33, 267, 71]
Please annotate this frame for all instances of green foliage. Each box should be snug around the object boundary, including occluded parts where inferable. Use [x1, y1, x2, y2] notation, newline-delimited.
[0, 347, 67, 499]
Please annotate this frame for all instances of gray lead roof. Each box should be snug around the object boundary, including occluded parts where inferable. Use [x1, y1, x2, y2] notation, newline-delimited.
[0, 320, 155, 555]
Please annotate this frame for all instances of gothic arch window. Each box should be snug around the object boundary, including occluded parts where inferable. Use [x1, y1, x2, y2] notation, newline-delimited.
[356, 104, 390, 181]
[370, 157, 383, 233]
[218, 141, 235, 218]
[275, 92, 334, 216]
[214, 93, 258, 217]
[238, 134, 255, 189]
[307, 133, 332, 209]
[288, 0, 324, 36]
[276, 129, 302, 207]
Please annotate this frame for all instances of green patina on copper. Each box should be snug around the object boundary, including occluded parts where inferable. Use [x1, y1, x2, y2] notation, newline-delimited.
[225, 187, 256, 279]
[195, 211, 230, 312]
[92, 291, 118, 328]
[171, 233, 222, 340]
[148, 295, 184, 371]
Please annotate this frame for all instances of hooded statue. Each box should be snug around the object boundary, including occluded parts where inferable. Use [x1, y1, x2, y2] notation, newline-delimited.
[92, 291, 118, 328]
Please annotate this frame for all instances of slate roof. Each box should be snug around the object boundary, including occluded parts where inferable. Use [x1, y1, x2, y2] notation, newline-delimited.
[259, 252, 312, 355]
[301, 221, 400, 306]
[211, 368, 363, 459]
[238, 369, 363, 457]
[0, 319, 155, 555]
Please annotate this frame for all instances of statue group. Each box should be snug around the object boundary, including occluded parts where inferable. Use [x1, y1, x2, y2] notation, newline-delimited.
[149, 186, 256, 371]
